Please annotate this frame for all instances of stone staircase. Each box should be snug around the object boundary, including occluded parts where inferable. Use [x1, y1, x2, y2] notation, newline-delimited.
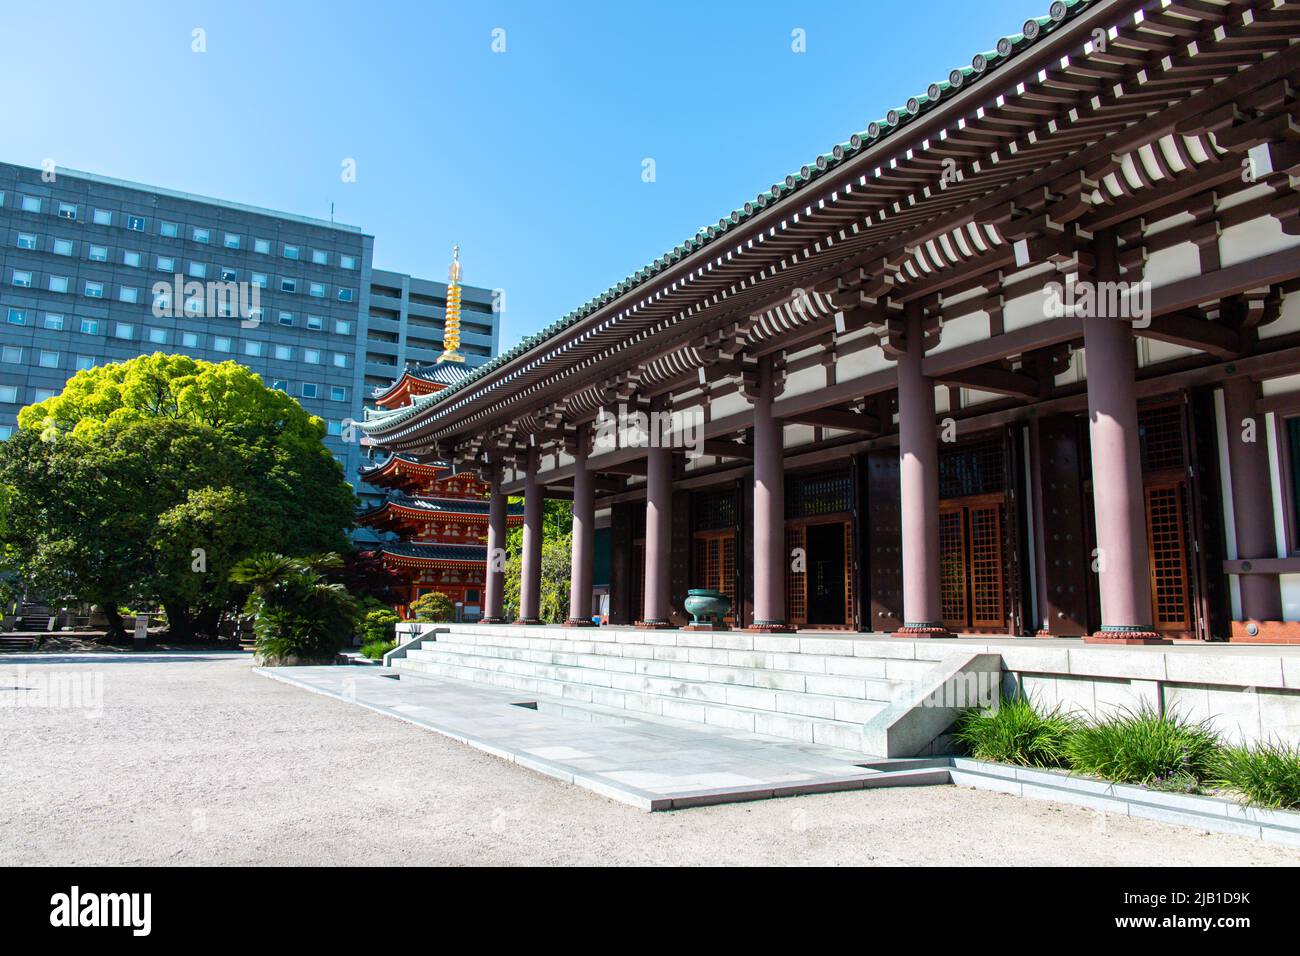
[386, 624, 1001, 757]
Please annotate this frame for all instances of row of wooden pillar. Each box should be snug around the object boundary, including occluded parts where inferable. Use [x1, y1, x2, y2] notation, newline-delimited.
[478, 321, 1282, 641]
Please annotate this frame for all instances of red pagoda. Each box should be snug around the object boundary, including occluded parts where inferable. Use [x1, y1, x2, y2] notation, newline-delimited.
[357, 248, 522, 619]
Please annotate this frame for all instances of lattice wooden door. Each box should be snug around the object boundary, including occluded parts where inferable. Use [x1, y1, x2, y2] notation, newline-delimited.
[939, 506, 968, 631]
[968, 504, 1005, 629]
[786, 525, 806, 628]
[693, 532, 737, 623]
[1145, 482, 1190, 632]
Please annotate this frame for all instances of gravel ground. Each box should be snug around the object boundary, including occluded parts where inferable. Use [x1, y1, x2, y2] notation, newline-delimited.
[2, 653, 1298, 867]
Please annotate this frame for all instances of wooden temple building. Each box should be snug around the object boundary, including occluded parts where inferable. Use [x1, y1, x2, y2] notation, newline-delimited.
[358, 249, 523, 619]
[362, 0, 1300, 643]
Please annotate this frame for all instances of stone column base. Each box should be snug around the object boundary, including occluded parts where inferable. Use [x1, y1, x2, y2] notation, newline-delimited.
[512, 618, 544, 626]
[744, 620, 795, 633]
[563, 618, 597, 628]
[479, 617, 508, 625]
[1229, 619, 1300, 643]
[683, 621, 729, 631]
[893, 622, 955, 638]
[635, 619, 676, 629]
[1083, 625, 1168, 645]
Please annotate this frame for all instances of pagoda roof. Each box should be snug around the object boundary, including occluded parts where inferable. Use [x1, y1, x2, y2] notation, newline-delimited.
[370, 361, 473, 407]
[359, 491, 522, 520]
[359, 0, 1096, 439]
[358, 453, 451, 483]
[372, 541, 488, 567]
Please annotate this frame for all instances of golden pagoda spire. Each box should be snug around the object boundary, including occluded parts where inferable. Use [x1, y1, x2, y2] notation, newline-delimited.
[439, 243, 466, 364]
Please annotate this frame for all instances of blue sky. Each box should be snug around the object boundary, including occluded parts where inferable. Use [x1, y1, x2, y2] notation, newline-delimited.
[1, 0, 1047, 352]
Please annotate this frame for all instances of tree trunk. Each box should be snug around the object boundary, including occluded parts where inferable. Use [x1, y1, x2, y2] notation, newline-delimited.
[194, 605, 222, 640]
[102, 605, 128, 644]
[163, 600, 194, 642]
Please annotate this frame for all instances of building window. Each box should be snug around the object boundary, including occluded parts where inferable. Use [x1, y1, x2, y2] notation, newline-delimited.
[254, 238, 271, 254]
[16, 233, 37, 250]
[309, 282, 326, 298]
[0, 425, 13, 441]
[84, 281, 104, 298]
[312, 249, 328, 265]
[52, 238, 73, 256]
[220, 267, 237, 281]
[57, 202, 77, 220]
[251, 273, 268, 288]
[335, 320, 352, 335]
[6, 308, 26, 326]
[156, 255, 175, 272]
[20, 196, 41, 213]
[148, 328, 168, 344]
[277, 311, 294, 327]
[0, 386, 17, 403]
[160, 221, 179, 238]
[75, 355, 95, 371]
[181, 332, 200, 348]
[80, 319, 100, 334]
[154, 291, 173, 313]
[43, 313, 64, 331]
[274, 344, 292, 360]
[213, 336, 232, 352]
[123, 251, 142, 268]
[93, 208, 113, 226]
[330, 386, 347, 402]
[340, 255, 357, 270]
[2, 346, 21, 363]
[306, 315, 324, 331]
[183, 297, 202, 316]
[114, 323, 134, 340]
[333, 353, 348, 368]
[119, 287, 140, 304]
[192, 227, 210, 244]
[33, 389, 55, 403]
[244, 341, 264, 357]
[11, 271, 32, 288]
[38, 350, 59, 369]
[189, 262, 207, 279]
[326, 420, 343, 436]
[89, 245, 108, 262]
[301, 383, 319, 398]
[246, 307, 265, 325]
[126, 215, 145, 232]
[223, 233, 240, 249]
[49, 276, 70, 294]
[271, 379, 288, 392]
[283, 244, 300, 260]
[304, 348, 321, 364]
[281, 278, 297, 293]
[338, 288, 354, 302]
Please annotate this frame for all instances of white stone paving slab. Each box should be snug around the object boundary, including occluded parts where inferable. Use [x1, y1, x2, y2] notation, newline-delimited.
[256, 664, 921, 811]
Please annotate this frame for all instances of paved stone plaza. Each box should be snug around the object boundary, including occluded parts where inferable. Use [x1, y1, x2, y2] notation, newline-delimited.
[3, 653, 1299, 866]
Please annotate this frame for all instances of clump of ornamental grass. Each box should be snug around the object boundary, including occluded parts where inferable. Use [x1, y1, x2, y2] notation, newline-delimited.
[1064, 705, 1219, 786]
[952, 694, 1077, 768]
[1211, 739, 1300, 810]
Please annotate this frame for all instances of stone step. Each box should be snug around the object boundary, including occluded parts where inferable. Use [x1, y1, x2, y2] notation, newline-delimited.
[392, 655, 875, 751]
[408, 640, 909, 703]
[419, 629, 941, 682]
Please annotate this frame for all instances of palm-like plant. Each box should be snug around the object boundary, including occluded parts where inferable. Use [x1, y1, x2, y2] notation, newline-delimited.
[230, 551, 359, 663]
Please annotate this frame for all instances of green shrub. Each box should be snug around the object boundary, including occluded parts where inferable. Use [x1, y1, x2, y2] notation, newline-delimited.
[953, 695, 1077, 767]
[362, 608, 399, 644]
[360, 639, 396, 661]
[409, 592, 454, 622]
[1065, 705, 1219, 785]
[1212, 740, 1300, 809]
[230, 552, 359, 664]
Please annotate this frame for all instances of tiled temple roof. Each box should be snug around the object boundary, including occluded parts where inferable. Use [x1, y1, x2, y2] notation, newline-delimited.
[360, 0, 1092, 434]
[374, 541, 488, 563]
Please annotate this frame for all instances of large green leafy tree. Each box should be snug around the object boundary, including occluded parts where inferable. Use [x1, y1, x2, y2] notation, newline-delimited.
[0, 354, 356, 640]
